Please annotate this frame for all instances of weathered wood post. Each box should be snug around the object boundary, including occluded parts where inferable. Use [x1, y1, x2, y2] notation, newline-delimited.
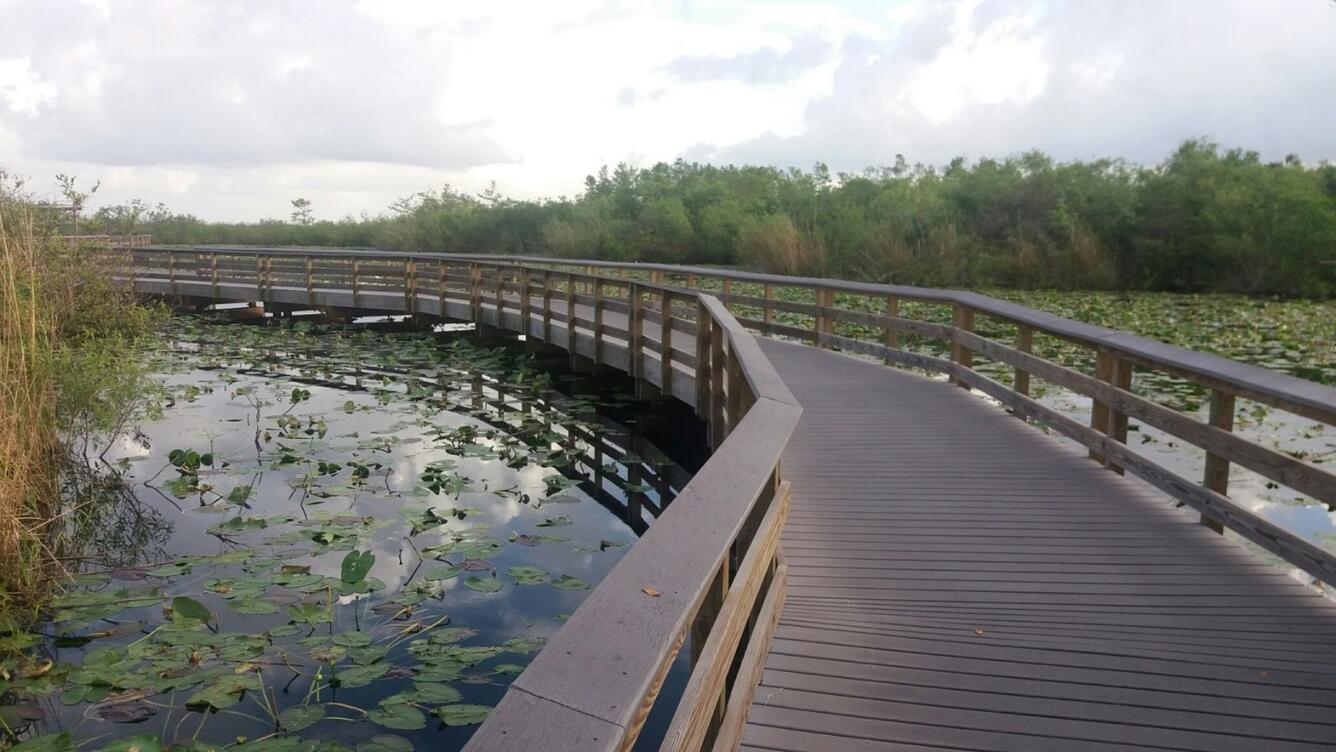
[305, 255, 314, 306]
[518, 268, 531, 337]
[541, 270, 553, 343]
[883, 295, 899, 365]
[630, 283, 644, 379]
[661, 290, 675, 397]
[710, 317, 726, 448]
[352, 258, 362, 308]
[1014, 324, 1033, 396]
[210, 252, 219, 298]
[1202, 389, 1236, 533]
[949, 303, 974, 386]
[1088, 349, 1131, 471]
[763, 283, 775, 328]
[593, 276, 605, 364]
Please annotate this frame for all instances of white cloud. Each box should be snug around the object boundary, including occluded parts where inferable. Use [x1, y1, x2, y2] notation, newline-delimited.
[0, 57, 58, 115]
[0, 0, 1331, 221]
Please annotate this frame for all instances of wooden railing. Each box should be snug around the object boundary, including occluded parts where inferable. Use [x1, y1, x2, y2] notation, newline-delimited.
[62, 233, 153, 248]
[133, 246, 1336, 589]
[127, 247, 801, 751]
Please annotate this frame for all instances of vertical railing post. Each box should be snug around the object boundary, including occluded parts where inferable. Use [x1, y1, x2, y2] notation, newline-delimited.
[763, 283, 775, 328]
[494, 265, 505, 324]
[305, 255, 313, 306]
[709, 318, 725, 448]
[814, 288, 834, 348]
[1015, 324, 1033, 396]
[660, 290, 674, 397]
[404, 258, 416, 314]
[210, 252, 219, 298]
[254, 255, 263, 300]
[542, 270, 553, 343]
[473, 263, 483, 320]
[883, 295, 899, 365]
[630, 283, 644, 379]
[726, 342, 743, 437]
[693, 297, 708, 415]
[564, 273, 575, 349]
[438, 261, 448, 316]
[593, 276, 604, 364]
[949, 303, 975, 386]
[1202, 389, 1236, 533]
[1088, 349, 1130, 469]
[519, 268, 532, 338]
[168, 250, 178, 295]
[352, 258, 361, 308]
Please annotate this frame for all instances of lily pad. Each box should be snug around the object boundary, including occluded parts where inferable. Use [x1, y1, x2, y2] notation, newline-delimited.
[367, 702, 426, 731]
[336, 663, 390, 688]
[506, 565, 548, 585]
[463, 576, 502, 593]
[435, 703, 492, 726]
[549, 575, 591, 590]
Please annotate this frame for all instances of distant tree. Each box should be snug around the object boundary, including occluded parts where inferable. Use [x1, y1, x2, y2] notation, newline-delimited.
[290, 197, 314, 225]
[55, 173, 99, 233]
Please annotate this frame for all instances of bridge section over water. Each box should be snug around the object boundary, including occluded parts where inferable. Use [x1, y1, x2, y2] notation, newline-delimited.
[126, 246, 1336, 751]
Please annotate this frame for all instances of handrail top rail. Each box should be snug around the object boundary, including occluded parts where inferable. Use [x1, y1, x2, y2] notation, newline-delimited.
[135, 245, 1336, 422]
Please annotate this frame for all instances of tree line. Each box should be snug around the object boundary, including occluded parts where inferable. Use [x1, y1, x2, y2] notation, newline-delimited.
[86, 139, 1336, 297]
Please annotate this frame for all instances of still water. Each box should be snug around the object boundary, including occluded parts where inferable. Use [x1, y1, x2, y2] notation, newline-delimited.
[2, 315, 705, 752]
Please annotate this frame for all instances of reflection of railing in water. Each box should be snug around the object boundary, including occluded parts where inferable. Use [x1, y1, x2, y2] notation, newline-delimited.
[197, 338, 692, 536]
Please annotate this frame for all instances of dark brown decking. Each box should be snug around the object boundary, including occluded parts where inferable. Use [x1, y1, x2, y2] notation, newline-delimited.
[744, 338, 1336, 752]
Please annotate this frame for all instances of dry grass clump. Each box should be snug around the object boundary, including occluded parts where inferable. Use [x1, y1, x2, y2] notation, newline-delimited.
[0, 200, 62, 609]
[0, 183, 157, 615]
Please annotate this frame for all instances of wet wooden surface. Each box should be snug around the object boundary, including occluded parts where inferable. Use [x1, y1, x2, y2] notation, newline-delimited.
[743, 338, 1336, 752]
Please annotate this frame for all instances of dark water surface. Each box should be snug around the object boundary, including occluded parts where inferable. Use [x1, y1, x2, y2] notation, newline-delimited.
[2, 315, 706, 752]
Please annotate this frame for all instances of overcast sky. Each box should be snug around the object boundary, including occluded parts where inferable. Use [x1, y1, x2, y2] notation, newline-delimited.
[2, 0, 1334, 221]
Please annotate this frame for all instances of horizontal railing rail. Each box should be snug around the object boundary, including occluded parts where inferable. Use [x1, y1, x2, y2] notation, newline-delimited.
[126, 247, 800, 751]
[132, 246, 1336, 592]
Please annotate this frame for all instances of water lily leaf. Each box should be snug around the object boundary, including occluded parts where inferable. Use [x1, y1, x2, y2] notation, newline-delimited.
[332, 631, 372, 648]
[356, 737, 412, 752]
[226, 485, 253, 504]
[94, 701, 156, 724]
[434, 704, 491, 727]
[349, 645, 389, 665]
[423, 565, 462, 581]
[367, 702, 426, 730]
[408, 682, 463, 704]
[279, 704, 325, 732]
[506, 566, 548, 585]
[492, 663, 525, 675]
[336, 663, 389, 688]
[463, 576, 502, 593]
[171, 596, 211, 623]
[503, 636, 546, 653]
[549, 575, 590, 590]
[341, 550, 375, 585]
[536, 515, 572, 528]
[287, 602, 332, 625]
[229, 598, 279, 615]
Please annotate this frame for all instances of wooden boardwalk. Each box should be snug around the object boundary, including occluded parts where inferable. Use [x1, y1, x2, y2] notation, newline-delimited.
[744, 338, 1336, 751]
[129, 248, 1336, 751]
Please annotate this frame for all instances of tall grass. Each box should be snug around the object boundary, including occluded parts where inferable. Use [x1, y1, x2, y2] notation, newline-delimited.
[0, 197, 61, 610]
[0, 181, 159, 616]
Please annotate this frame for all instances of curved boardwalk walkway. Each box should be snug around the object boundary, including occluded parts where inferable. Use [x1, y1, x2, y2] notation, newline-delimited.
[129, 249, 1336, 750]
[745, 338, 1336, 751]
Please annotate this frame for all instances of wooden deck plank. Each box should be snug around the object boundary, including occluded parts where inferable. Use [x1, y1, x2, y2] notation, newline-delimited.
[742, 337, 1336, 750]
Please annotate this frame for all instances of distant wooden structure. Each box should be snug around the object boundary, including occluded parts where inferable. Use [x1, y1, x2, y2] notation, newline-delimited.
[126, 247, 1336, 751]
